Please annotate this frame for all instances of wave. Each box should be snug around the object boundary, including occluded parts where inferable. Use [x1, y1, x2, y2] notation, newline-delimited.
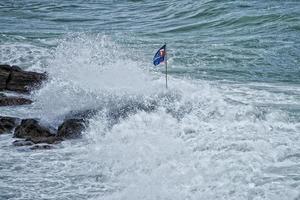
[0, 13, 299, 197]
[23, 34, 298, 199]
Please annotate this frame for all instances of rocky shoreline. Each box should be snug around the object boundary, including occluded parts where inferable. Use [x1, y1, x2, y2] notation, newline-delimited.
[0, 64, 88, 150]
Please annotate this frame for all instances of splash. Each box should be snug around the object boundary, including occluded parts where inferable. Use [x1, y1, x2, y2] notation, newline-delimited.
[31, 34, 300, 199]
[1, 34, 299, 200]
[32, 34, 169, 123]
[84, 78, 299, 200]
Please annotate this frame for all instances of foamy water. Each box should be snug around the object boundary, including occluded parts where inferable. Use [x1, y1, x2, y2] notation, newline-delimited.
[1, 34, 300, 199]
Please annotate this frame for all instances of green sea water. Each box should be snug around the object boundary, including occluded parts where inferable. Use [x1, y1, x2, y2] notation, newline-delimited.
[1, 0, 299, 83]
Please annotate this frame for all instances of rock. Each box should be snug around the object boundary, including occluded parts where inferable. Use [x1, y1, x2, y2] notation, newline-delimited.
[0, 64, 47, 93]
[107, 100, 157, 127]
[13, 140, 34, 146]
[14, 119, 54, 139]
[7, 68, 47, 93]
[13, 140, 54, 149]
[57, 119, 86, 139]
[29, 136, 60, 144]
[0, 116, 20, 134]
[65, 109, 98, 120]
[55, 109, 94, 140]
[0, 65, 11, 90]
[30, 144, 53, 150]
[13, 135, 60, 147]
[0, 96, 32, 106]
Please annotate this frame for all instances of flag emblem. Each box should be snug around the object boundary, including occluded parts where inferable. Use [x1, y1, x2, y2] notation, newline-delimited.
[153, 44, 166, 66]
[160, 49, 165, 57]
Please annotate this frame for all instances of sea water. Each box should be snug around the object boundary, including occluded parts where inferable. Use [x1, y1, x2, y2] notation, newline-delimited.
[0, 1, 300, 199]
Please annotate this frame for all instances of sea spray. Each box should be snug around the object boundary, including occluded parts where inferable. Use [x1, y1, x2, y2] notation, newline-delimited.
[15, 35, 300, 199]
[31, 34, 165, 123]
[0, 33, 299, 200]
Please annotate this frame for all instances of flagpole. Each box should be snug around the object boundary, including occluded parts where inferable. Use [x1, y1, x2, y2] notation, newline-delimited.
[165, 43, 168, 89]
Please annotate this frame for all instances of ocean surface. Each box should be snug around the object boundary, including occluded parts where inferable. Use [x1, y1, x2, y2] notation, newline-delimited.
[0, 0, 300, 199]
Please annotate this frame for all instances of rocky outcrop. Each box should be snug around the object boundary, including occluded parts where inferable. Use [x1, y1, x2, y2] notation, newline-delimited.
[13, 140, 34, 146]
[13, 136, 60, 146]
[0, 64, 46, 93]
[14, 119, 54, 139]
[13, 119, 59, 146]
[0, 116, 20, 134]
[0, 65, 11, 90]
[57, 119, 86, 139]
[29, 136, 60, 144]
[0, 95, 32, 106]
[0, 64, 46, 107]
[12, 117, 87, 147]
[0, 64, 92, 150]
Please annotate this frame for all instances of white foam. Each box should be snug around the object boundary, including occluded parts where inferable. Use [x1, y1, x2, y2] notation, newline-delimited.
[1, 34, 299, 199]
[27, 35, 300, 199]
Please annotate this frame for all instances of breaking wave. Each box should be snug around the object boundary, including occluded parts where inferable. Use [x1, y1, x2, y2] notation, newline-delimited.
[40, 35, 300, 199]
[1, 34, 300, 199]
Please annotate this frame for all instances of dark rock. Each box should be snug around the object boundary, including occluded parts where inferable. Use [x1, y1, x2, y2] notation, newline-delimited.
[0, 116, 20, 134]
[30, 144, 53, 150]
[55, 109, 94, 140]
[0, 65, 11, 90]
[7, 68, 47, 93]
[14, 119, 54, 139]
[13, 136, 60, 147]
[107, 100, 157, 127]
[65, 109, 98, 120]
[0, 64, 47, 93]
[57, 119, 86, 139]
[0, 96, 32, 106]
[13, 140, 34, 146]
[29, 136, 61, 144]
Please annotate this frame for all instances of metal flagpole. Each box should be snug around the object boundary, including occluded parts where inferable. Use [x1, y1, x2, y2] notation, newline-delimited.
[165, 43, 168, 89]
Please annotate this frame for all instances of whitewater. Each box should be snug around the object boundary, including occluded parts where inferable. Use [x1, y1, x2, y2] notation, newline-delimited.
[1, 1, 300, 199]
[0, 33, 298, 200]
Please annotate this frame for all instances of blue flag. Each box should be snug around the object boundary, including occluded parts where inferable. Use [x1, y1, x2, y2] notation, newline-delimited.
[153, 44, 166, 66]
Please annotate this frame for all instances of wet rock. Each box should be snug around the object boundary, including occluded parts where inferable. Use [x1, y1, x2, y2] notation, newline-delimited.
[0, 96, 32, 106]
[13, 140, 34, 146]
[55, 109, 95, 139]
[30, 144, 53, 150]
[65, 109, 98, 120]
[29, 136, 61, 144]
[13, 136, 60, 147]
[0, 65, 11, 90]
[0, 116, 20, 134]
[14, 119, 54, 139]
[57, 119, 86, 139]
[107, 100, 157, 127]
[0, 64, 47, 93]
[7, 68, 47, 93]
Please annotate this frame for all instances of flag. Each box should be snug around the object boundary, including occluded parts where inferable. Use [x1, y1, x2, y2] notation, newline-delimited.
[153, 44, 166, 66]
